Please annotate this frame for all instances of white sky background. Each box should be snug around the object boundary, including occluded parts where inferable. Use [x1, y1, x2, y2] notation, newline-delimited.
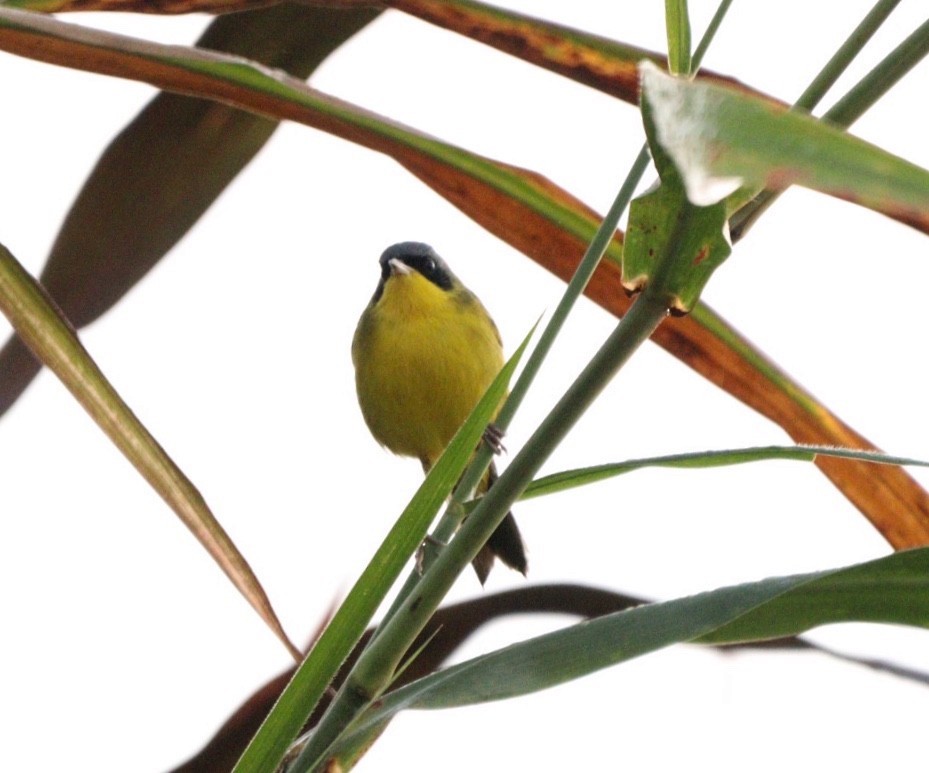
[2, 1, 929, 770]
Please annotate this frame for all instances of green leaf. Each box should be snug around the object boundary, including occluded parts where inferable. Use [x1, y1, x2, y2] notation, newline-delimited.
[700, 549, 929, 644]
[337, 548, 929, 736]
[730, 9, 929, 240]
[524, 445, 929, 500]
[639, 60, 929, 230]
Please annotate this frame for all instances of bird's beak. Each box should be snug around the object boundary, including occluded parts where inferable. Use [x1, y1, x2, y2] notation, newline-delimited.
[388, 258, 412, 276]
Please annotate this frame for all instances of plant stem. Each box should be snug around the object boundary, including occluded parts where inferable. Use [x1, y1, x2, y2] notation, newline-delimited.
[795, 0, 903, 112]
[430, 0, 734, 555]
[824, 14, 929, 126]
[692, 0, 734, 70]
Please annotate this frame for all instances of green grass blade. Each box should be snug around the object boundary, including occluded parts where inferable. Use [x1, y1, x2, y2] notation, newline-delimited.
[339, 548, 929, 729]
[524, 445, 929, 500]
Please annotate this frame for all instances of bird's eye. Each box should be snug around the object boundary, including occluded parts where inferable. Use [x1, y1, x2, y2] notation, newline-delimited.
[422, 257, 436, 275]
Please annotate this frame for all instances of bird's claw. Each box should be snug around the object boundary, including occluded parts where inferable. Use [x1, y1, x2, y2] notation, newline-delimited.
[482, 423, 506, 455]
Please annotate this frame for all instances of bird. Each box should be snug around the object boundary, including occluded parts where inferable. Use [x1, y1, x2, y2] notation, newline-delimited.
[352, 242, 527, 584]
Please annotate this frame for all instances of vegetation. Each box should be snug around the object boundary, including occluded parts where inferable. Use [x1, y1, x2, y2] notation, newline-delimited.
[1, 1, 928, 770]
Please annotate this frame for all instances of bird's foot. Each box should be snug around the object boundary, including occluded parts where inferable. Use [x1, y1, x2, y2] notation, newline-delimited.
[482, 423, 507, 455]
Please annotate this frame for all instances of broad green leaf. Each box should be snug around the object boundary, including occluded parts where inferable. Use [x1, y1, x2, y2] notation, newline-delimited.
[338, 548, 929, 734]
[0, 242, 299, 659]
[233, 332, 531, 773]
[700, 549, 929, 643]
[0, 4, 379, 416]
[640, 61, 929, 231]
[525, 445, 929, 500]
[3, 9, 929, 547]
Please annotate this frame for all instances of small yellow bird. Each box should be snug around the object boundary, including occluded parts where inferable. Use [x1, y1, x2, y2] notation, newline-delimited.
[352, 242, 527, 584]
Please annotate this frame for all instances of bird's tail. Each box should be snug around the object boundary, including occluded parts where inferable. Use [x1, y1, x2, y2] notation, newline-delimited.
[471, 461, 528, 585]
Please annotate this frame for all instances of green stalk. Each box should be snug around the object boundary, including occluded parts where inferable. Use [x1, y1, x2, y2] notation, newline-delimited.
[665, 0, 692, 75]
[692, 0, 734, 69]
[795, 0, 903, 111]
[824, 15, 929, 125]
[289, 291, 669, 772]
[442, 146, 651, 517]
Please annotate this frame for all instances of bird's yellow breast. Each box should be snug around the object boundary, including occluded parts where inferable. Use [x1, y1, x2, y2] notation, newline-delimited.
[352, 270, 504, 468]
